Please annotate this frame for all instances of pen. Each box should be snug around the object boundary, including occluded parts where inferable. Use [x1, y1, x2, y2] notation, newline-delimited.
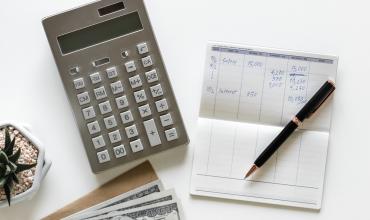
[244, 80, 336, 179]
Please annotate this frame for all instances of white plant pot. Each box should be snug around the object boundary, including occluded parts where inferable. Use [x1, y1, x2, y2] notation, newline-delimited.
[0, 122, 51, 208]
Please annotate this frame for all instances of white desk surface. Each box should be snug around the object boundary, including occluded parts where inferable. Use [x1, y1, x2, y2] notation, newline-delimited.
[1, 0, 370, 219]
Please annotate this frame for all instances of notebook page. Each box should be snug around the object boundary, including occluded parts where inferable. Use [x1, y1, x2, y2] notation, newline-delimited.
[191, 42, 338, 209]
[191, 118, 328, 209]
[199, 43, 338, 131]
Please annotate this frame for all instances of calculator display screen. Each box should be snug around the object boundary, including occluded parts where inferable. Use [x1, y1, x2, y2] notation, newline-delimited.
[57, 12, 143, 54]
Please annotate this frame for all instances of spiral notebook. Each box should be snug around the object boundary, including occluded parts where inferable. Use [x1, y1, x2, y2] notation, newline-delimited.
[190, 42, 338, 209]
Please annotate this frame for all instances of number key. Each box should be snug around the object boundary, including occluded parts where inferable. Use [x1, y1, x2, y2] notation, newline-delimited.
[99, 101, 112, 114]
[92, 135, 105, 149]
[108, 130, 122, 143]
[82, 106, 96, 120]
[97, 150, 110, 163]
[116, 96, 129, 109]
[120, 110, 134, 124]
[87, 121, 101, 135]
[113, 145, 127, 158]
[104, 115, 117, 129]
[125, 124, 138, 138]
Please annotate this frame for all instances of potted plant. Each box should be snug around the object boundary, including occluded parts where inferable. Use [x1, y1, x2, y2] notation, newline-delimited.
[0, 123, 51, 207]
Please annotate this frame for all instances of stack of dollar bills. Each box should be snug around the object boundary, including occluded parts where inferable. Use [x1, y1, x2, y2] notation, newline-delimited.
[62, 180, 184, 220]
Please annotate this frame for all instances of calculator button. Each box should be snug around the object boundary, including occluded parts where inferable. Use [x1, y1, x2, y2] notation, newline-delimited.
[137, 42, 149, 55]
[121, 50, 129, 58]
[97, 150, 110, 163]
[87, 121, 101, 135]
[104, 115, 117, 129]
[165, 128, 178, 141]
[73, 78, 85, 90]
[160, 113, 173, 127]
[69, 66, 80, 75]
[109, 130, 122, 143]
[106, 67, 118, 79]
[141, 56, 153, 67]
[116, 96, 129, 109]
[82, 106, 96, 120]
[150, 84, 164, 98]
[134, 90, 147, 103]
[125, 124, 138, 139]
[111, 81, 124, 95]
[142, 56, 153, 68]
[125, 61, 136, 73]
[138, 104, 152, 118]
[120, 110, 134, 124]
[113, 145, 127, 158]
[143, 119, 161, 147]
[129, 75, 143, 89]
[145, 69, 159, 83]
[94, 86, 107, 100]
[90, 72, 102, 84]
[130, 139, 144, 153]
[155, 99, 169, 112]
[77, 92, 90, 106]
[99, 101, 112, 114]
[92, 135, 106, 149]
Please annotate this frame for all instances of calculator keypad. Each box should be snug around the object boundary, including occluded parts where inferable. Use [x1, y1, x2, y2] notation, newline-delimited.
[69, 41, 188, 173]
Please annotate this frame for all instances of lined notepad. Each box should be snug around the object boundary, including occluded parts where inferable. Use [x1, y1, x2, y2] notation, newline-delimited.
[190, 42, 338, 209]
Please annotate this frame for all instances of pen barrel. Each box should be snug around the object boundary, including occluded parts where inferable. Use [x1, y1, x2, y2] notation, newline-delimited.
[255, 121, 298, 167]
[296, 80, 335, 121]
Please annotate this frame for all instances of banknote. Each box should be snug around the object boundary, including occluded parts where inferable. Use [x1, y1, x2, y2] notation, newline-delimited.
[87, 200, 184, 220]
[63, 180, 164, 220]
[70, 189, 177, 220]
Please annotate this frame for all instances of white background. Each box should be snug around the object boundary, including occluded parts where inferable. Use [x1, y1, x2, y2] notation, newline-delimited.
[1, 0, 370, 219]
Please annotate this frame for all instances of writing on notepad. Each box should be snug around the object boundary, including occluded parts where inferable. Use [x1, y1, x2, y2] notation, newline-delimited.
[191, 43, 338, 209]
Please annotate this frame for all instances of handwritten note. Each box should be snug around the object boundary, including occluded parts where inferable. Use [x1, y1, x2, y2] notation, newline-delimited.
[191, 42, 338, 209]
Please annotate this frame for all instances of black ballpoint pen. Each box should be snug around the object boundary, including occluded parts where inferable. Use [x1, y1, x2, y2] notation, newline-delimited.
[244, 80, 336, 179]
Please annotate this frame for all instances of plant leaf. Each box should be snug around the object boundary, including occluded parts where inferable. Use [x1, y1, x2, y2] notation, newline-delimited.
[8, 148, 21, 163]
[15, 163, 36, 173]
[0, 164, 6, 177]
[5, 136, 15, 156]
[4, 179, 12, 206]
[0, 151, 9, 164]
[8, 162, 17, 173]
[11, 173, 19, 184]
[3, 128, 11, 152]
[0, 177, 6, 187]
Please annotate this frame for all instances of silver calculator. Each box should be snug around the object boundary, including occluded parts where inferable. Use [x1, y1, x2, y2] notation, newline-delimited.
[42, 0, 188, 173]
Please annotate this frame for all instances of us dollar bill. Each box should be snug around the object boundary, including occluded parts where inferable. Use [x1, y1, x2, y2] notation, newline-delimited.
[87, 200, 184, 220]
[63, 180, 164, 220]
[70, 189, 177, 220]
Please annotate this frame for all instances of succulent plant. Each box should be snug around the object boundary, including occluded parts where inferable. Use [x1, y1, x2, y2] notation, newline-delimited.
[0, 128, 36, 206]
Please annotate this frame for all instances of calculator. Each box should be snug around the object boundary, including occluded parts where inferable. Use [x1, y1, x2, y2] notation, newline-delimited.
[42, 0, 188, 173]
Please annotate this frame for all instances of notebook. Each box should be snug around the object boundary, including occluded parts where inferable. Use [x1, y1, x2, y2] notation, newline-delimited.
[190, 42, 338, 209]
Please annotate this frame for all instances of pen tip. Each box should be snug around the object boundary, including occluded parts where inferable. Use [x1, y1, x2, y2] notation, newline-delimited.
[244, 164, 258, 179]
